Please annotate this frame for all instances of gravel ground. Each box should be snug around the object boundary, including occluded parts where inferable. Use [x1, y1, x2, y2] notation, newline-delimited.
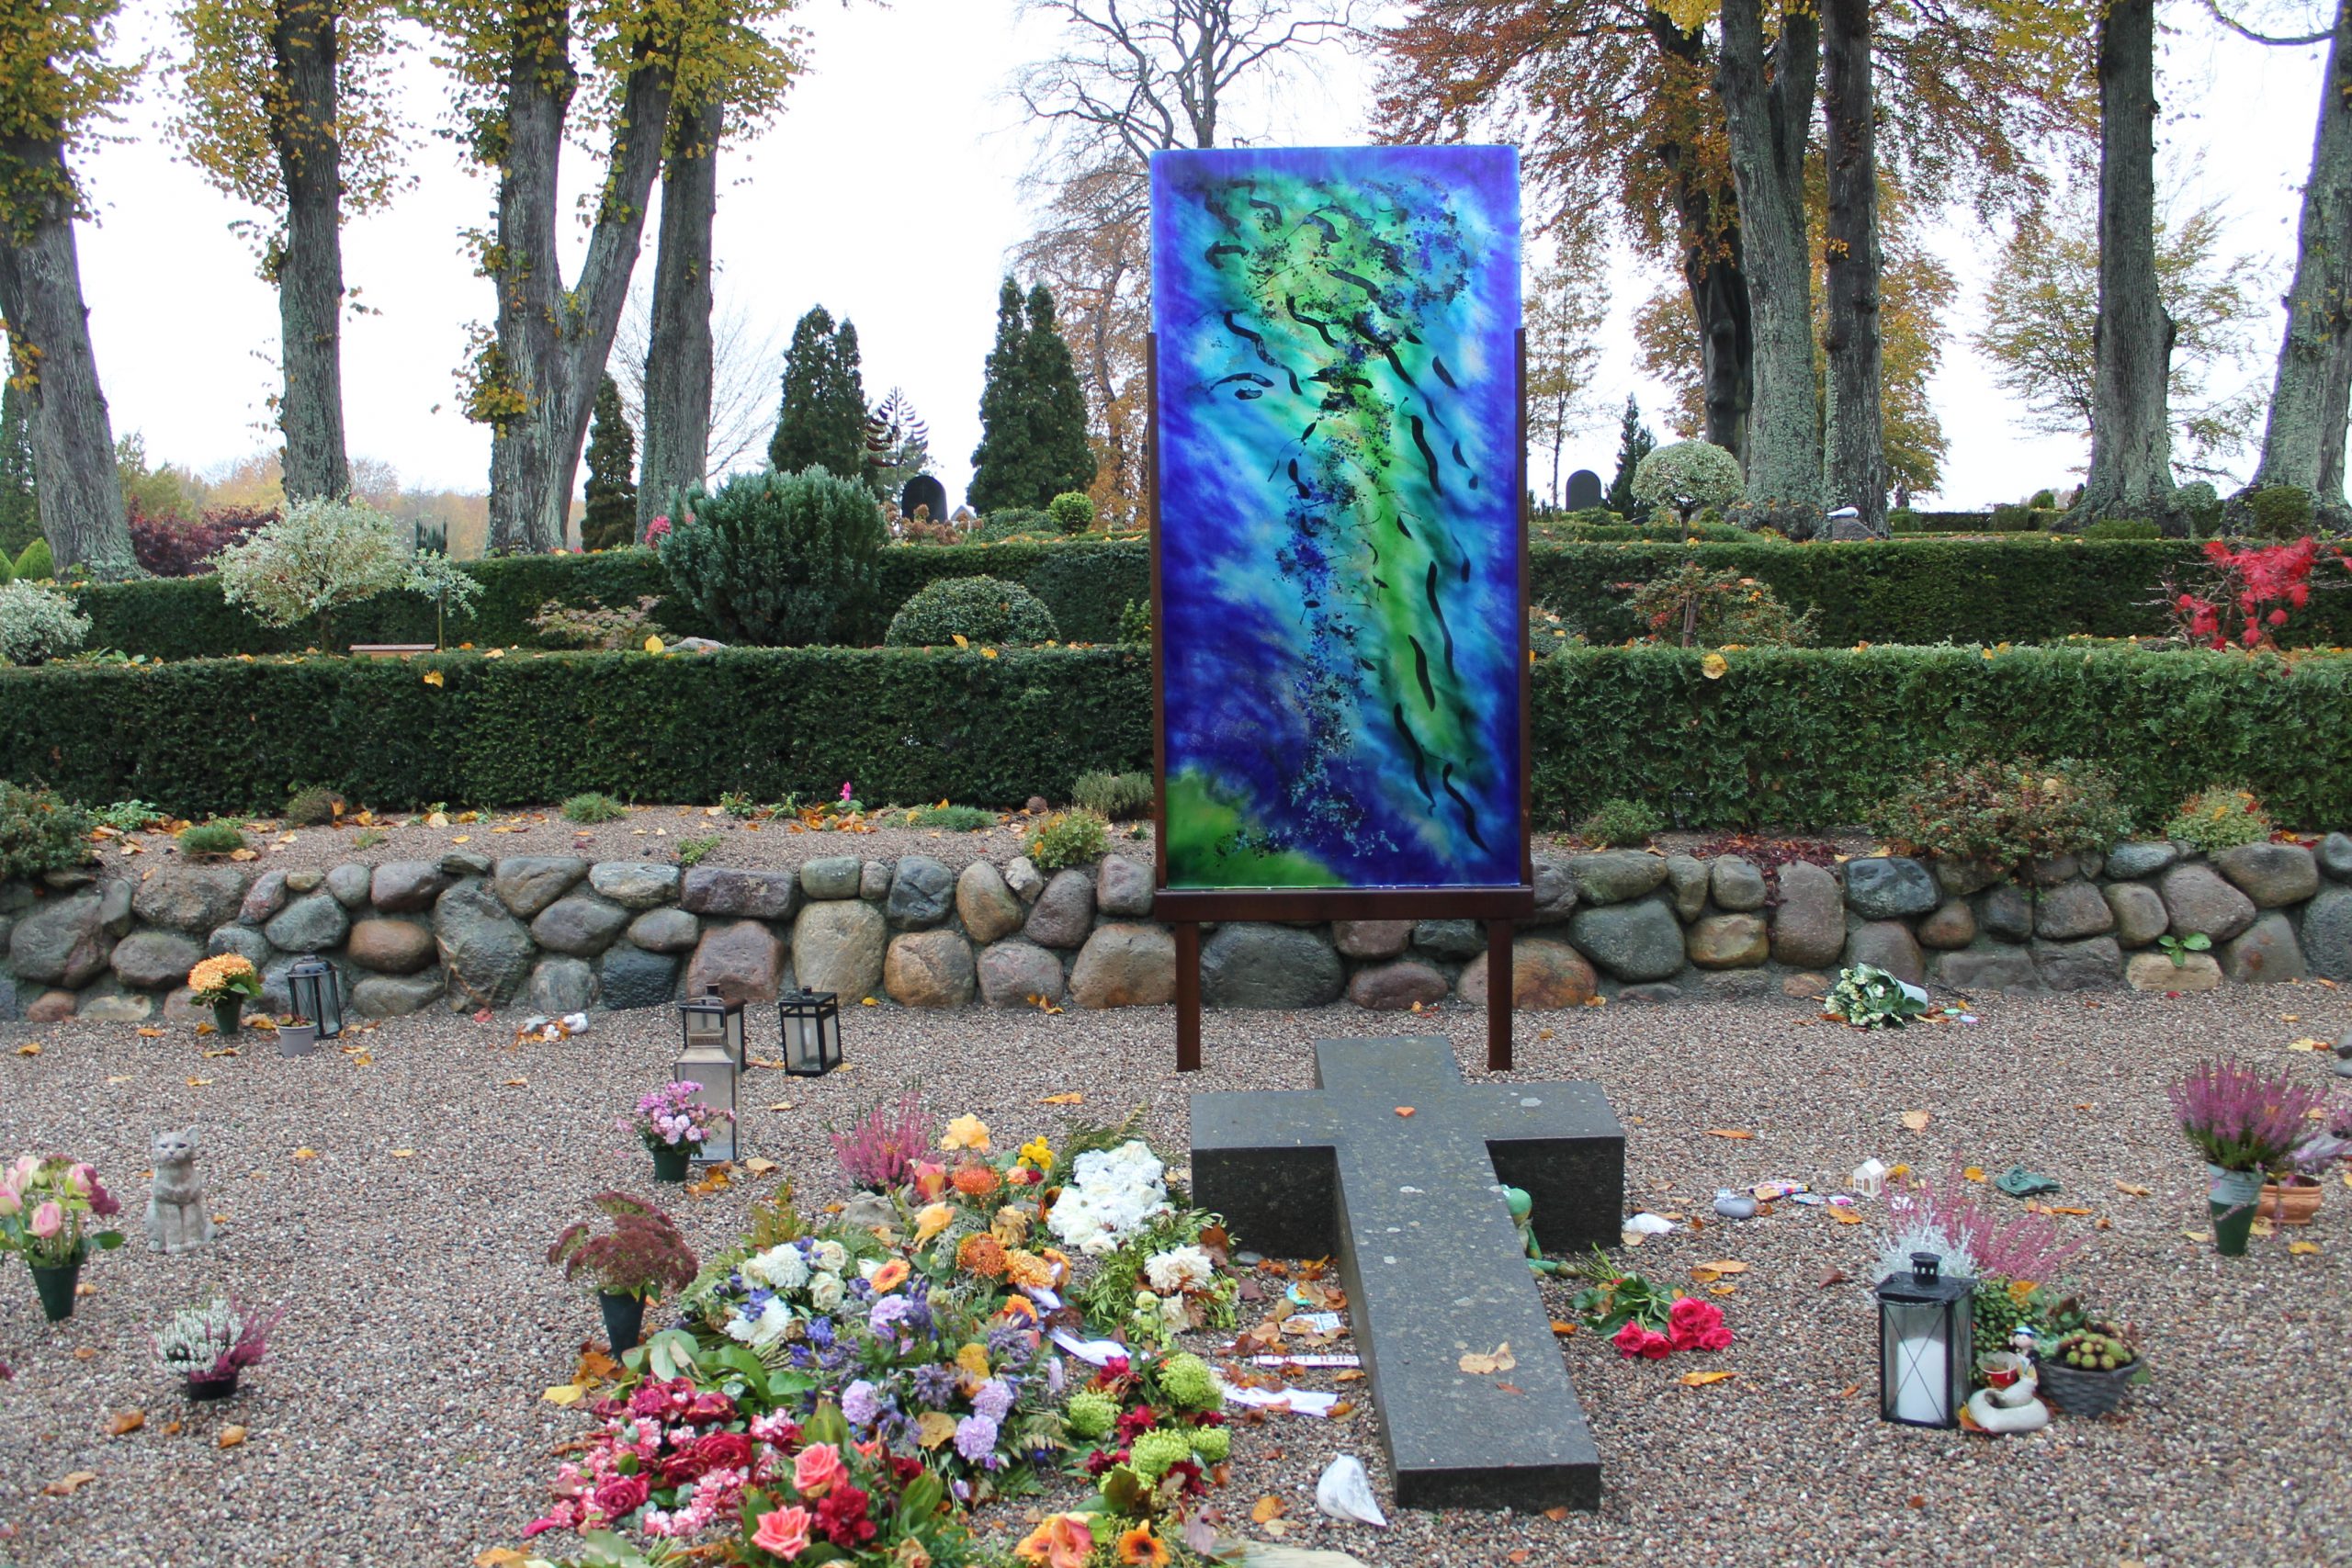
[3, 985, 2348, 1567]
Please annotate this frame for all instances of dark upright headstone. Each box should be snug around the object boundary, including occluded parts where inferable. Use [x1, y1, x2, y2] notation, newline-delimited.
[900, 474, 949, 525]
[1192, 1037, 1624, 1511]
[1565, 468, 1604, 512]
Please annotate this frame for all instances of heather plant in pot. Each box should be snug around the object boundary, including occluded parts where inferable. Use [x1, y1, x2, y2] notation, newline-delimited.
[0, 1155, 127, 1322]
[547, 1191, 698, 1353]
[2168, 1059, 2332, 1255]
[826, 1083, 933, 1193]
[154, 1297, 283, 1400]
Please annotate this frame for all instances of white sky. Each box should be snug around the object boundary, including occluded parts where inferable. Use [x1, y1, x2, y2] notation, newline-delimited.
[71, 1, 2334, 511]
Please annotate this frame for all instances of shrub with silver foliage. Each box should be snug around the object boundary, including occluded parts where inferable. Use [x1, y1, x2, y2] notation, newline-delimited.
[0, 581, 91, 664]
[1631, 440, 1744, 522]
[213, 498, 481, 646]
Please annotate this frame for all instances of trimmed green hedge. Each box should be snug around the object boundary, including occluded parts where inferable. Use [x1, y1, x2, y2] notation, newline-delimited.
[6, 643, 2346, 829]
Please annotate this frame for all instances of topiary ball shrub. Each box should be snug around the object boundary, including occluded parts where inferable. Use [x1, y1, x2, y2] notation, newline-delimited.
[14, 538, 52, 581]
[0, 581, 91, 665]
[2175, 480, 2222, 537]
[884, 575, 1059, 648]
[1631, 441, 1743, 524]
[661, 467, 888, 647]
[1026, 808, 1108, 871]
[1576, 797, 1663, 847]
[283, 784, 345, 827]
[0, 782, 95, 880]
[2245, 484, 2315, 540]
[2165, 785, 2273, 852]
[1886, 508, 1921, 534]
[1047, 491, 1096, 534]
[176, 821, 248, 858]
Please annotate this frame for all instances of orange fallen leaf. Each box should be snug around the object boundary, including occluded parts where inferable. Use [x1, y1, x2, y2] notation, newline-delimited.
[390, 1148, 415, 1158]
[1836, 1383, 1861, 1399]
[741, 1156, 779, 1176]
[1696, 1259, 1748, 1274]
[219, 1424, 248, 1449]
[1679, 1370, 1736, 1387]
[1963, 1166, 1987, 1181]
[2113, 1180, 2152, 1197]
[1458, 1342, 1516, 1374]
[136, 1027, 163, 1039]
[106, 1410, 144, 1436]
[1509, 1551, 1532, 1564]
[1899, 1110, 1931, 1133]
[1829, 1208, 1864, 1224]
[162, 1421, 181, 1436]
[2289, 1240, 2320, 1256]
[1703, 1129, 1755, 1140]
[1710, 1283, 1737, 1296]
[1040, 1092, 1085, 1105]
[474, 1551, 526, 1568]
[292, 1148, 318, 1161]
[1395, 1106, 1416, 1118]
[1329, 1398, 1358, 1416]
[1334, 1368, 1365, 1381]
[1250, 1495, 1286, 1525]
[501, 1077, 527, 1088]
[1550, 1319, 1578, 1336]
[186, 1077, 212, 1087]
[74, 1347, 98, 1360]
[15, 1042, 40, 1055]
[43, 1471, 97, 1496]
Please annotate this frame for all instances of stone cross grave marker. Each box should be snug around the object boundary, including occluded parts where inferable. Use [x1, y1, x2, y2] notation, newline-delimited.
[1191, 1036, 1624, 1510]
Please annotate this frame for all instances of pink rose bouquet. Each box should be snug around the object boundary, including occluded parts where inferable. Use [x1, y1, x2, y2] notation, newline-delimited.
[0, 1154, 126, 1270]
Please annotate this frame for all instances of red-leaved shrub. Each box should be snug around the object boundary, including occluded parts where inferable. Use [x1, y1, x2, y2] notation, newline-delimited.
[129, 504, 277, 577]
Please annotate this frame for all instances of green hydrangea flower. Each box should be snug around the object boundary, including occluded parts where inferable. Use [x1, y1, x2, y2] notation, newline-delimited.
[1127, 1427, 1196, 1482]
[1188, 1424, 1230, 1463]
[1156, 1351, 1219, 1412]
[1064, 1388, 1119, 1440]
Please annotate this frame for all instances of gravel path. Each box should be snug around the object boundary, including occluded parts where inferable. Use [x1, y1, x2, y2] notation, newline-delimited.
[3, 985, 2347, 1566]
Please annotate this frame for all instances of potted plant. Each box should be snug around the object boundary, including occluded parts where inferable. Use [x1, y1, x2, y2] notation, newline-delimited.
[0, 1155, 127, 1321]
[2167, 1058, 2330, 1255]
[547, 1191, 698, 1354]
[277, 1015, 319, 1057]
[187, 953, 263, 1036]
[153, 1297, 283, 1400]
[2035, 1325, 2143, 1418]
[2261, 1121, 2350, 1225]
[620, 1082, 730, 1182]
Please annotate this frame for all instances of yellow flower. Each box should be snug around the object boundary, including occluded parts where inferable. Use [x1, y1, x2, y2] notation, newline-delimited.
[1017, 1135, 1055, 1172]
[1003, 1248, 1055, 1290]
[991, 1204, 1033, 1246]
[940, 1114, 991, 1154]
[187, 953, 259, 1001]
[2007, 1279, 2039, 1306]
[912, 1202, 955, 1246]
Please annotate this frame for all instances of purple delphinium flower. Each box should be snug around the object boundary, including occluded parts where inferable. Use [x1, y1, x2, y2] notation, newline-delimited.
[953, 1414, 1000, 1463]
[971, 1379, 1014, 1422]
[842, 1380, 884, 1427]
[911, 1362, 958, 1405]
[805, 1317, 835, 1348]
[987, 1324, 1027, 1356]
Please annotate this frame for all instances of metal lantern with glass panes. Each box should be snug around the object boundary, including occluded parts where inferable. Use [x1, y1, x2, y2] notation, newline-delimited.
[777, 988, 842, 1077]
[678, 989, 746, 1066]
[285, 958, 345, 1039]
[1877, 1251, 1973, 1428]
[674, 991, 742, 1161]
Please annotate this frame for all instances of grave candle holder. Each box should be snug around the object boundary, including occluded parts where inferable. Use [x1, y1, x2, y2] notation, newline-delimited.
[1876, 1251, 1973, 1428]
[678, 990, 745, 1066]
[777, 988, 842, 1077]
[285, 958, 344, 1040]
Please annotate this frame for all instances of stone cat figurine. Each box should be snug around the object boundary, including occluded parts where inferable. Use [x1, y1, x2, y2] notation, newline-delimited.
[145, 1125, 215, 1256]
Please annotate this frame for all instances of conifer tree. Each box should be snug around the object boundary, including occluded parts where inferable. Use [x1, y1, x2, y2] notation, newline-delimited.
[768, 306, 869, 480]
[582, 375, 638, 549]
[967, 278, 1035, 515]
[1022, 283, 1097, 504]
[1605, 394, 1657, 516]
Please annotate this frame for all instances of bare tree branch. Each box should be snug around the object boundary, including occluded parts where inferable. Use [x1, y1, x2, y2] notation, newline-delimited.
[2201, 0, 2334, 47]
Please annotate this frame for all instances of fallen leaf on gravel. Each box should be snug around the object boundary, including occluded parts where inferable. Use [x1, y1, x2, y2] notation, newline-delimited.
[2290, 1241, 2320, 1255]
[1335, 1369, 1365, 1381]
[501, 1077, 527, 1088]
[1906, 1495, 1926, 1509]
[194, 1022, 214, 1037]
[42, 1472, 96, 1496]
[346, 1051, 372, 1066]
[2181, 1229, 2211, 1242]
[860, 997, 877, 1007]
[292, 1148, 317, 1161]
[106, 1411, 143, 1437]
[1536, 1028, 1555, 1041]
[74, 1348, 97, 1360]
[390, 1149, 415, 1158]
[1696, 1259, 1748, 1274]
[1550, 1320, 1578, 1336]
[1041, 1092, 1084, 1105]
[201, 1047, 238, 1059]
[1619, 1229, 1646, 1247]
[542, 1385, 584, 1405]
[1395, 1106, 1416, 1118]
[1458, 1343, 1515, 1374]
[1710, 1284, 1737, 1296]
[15, 1043, 40, 1056]
[2113, 1180, 2152, 1197]
[1544, 1506, 1572, 1522]
[1508, 1551, 1531, 1563]
[742, 1157, 779, 1176]
[1899, 1111, 1931, 1133]
[162, 1421, 180, 1436]
[2287, 1036, 2323, 1052]
[763, 1101, 795, 1112]
[136, 1027, 163, 1039]
[1836, 1384, 1860, 1399]
[1489, 1385, 1520, 1398]
[1250, 1495, 1286, 1525]
[1679, 1371, 1735, 1386]
[1818, 1269, 1849, 1288]
[684, 1164, 733, 1196]
[1963, 1167, 1986, 1181]
[107, 1075, 130, 1085]
[474, 1551, 526, 1568]
[1830, 1209, 1863, 1224]
[186, 1077, 212, 1087]
[1703, 1129, 1754, 1140]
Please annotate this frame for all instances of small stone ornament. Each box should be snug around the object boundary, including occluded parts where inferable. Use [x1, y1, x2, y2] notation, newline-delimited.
[144, 1125, 215, 1256]
[1964, 1350, 2051, 1435]
[1712, 1188, 1758, 1219]
[2334, 1030, 2352, 1078]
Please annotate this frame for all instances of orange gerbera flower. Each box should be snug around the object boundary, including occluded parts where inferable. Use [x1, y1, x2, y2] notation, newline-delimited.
[1013, 1513, 1094, 1568]
[868, 1258, 910, 1293]
[1115, 1524, 1170, 1566]
[951, 1163, 1001, 1200]
[956, 1234, 1007, 1278]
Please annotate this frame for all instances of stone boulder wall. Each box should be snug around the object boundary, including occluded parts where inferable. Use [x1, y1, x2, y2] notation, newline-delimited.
[7, 839, 2351, 1023]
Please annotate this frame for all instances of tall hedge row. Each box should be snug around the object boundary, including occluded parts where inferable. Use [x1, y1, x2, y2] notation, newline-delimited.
[6, 644, 2346, 828]
[57, 536, 2352, 662]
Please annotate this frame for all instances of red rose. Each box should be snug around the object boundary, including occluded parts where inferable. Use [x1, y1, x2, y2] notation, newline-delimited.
[591, 1473, 650, 1520]
[816, 1483, 877, 1547]
[1637, 1328, 1673, 1359]
[694, 1431, 754, 1472]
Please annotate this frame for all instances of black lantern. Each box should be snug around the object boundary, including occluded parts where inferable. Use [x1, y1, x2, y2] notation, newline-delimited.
[673, 992, 741, 1164]
[678, 990, 746, 1066]
[778, 988, 842, 1077]
[286, 958, 344, 1039]
[1876, 1252, 1973, 1428]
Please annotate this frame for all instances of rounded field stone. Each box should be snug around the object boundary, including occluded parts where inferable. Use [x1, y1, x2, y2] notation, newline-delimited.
[107, 930, 203, 991]
[1976, 883, 2034, 942]
[885, 857, 955, 930]
[76, 985, 154, 1023]
[207, 924, 273, 969]
[2221, 910, 2306, 983]
[240, 869, 291, 926]
[1200, 922, 1343, 1009]
[1929, 945, 2040, 992]
[1843, 920, 1925, 986]
[1842, 857, 1940, 920]
[2211, 842, 2320, 908]
[1781, 971, 1830, 999]
[284, 870, 322, 895]
[528, 956, 598, 1013]
[978, 939, 1065, 1008]
[799, 855, 864, 900]
[682, 866, 798, 920]
[1004, 856, 1046, 901]
[1457, 938, 1597, 1009]
[532, 894, 632, 957]
[596, 944, 680, 1010]
[1769, 862, 1845, 968]
[2103, 882, 2168, 949]
[1685, 913, 1768, 969]
[2103, 840, 2179, 880]
[685, 919, 787, 1005]
[1023, 870, 1096, 949]
[2024, 854, 2078, 887]
[1412, 919, 1485, 959]
[440, 849, 493, 877]
[1346, 959, 1449, 1011]
[2318, 831, 2352, 880]
[1335, 919, 1415, 960]
[2304, 886, 2352, 981]
[26, 988, 76, 1022]
[2032, 936, 2122, 991]
[1528, 857, 1577, 924]
[1068, 925, 1174, 1009]
[2033, 881, 2115, 941]
[351, 972, 447, 1017]
[325, 862, 373, 910]
[492, 856, 587, 919]
[1917, 899, 1977, 950]
[588, 861, 680, 910]
[1709, 857, 1767, 912]
[369, 861, 452, 913]
[1566, 851, 1668, 907]
[10, 892, 118, 987]
[791, 899, 887, 1001]
[626, 906, 701, 955]
[1094, 855, 1155, 919]
[861, 860, 895, 900]
[1664, 855, 1709, 919]
[1932, 858, 2003, 897]
[433, 882, 535, 1008]
[2125, 951, 2221, 992]
[345, 917, 435, 975]
[131, 865, 250, 933]
[264, 891, 349, 954]
[1568, 897, 1686, 983]
[956, 861, 1024, 945]
[884, 929, 977, 1008]
[2159, 863, 2258, 942]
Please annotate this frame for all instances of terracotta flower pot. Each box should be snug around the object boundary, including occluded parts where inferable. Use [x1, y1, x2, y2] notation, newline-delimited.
[2258, 1175, 2323, 1226]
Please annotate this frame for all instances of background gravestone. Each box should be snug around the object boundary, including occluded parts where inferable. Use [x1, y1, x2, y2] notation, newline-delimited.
[1566, 468, 1603, 511]
[900, 474, 949, 525]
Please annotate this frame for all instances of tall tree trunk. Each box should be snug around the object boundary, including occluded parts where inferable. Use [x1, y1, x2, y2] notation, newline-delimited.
[485, 21, 675, 554]
[2075, 0, 2175, 523]
[270, 0, 350, 502]
[0, 140, 131, 575]
[2248, 0, 2352, 507]
[1648, 11, 1750, 464]
[640, 96, 721, 527]
[1715, 0, 1820, 510]
[1819, 0, 1885, 536]
[2316, 309, 2352, 501]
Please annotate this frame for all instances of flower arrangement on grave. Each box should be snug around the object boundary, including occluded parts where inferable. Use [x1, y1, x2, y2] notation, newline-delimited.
[0, 1154, 126, 1271]
[1563, 1250, 1735, 1359]
[626, 1082, 733, 1154]
[1061, 1348, 1229, 1552]
[187, 953, 262, 1031]
[1045, 1139, 1177, 1257]
[1069, 1213, 1239, 1349]
[1822, 963, 1928, 1029]
[2169, 1057, 2333, 1254]
[1874, 1159, 2093, 1369]
[828, 1085, 935, 1193]
[154, 1296, 283, 1391]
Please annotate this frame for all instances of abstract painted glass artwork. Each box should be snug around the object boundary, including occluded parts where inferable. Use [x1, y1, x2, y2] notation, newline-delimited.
[1151, 145, 1523, 890]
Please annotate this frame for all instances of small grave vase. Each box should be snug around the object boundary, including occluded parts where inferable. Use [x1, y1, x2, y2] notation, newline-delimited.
[2207, 1164, 2263, 1256]
[211, 999, 243, 1036]
[277, 1021, 319, 1058]
[650, 1143, 692, 1183]
[29, 1257, 83, 1322]
[599, 1292, 648, 1354]
[185, 1373, 240, 1403]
